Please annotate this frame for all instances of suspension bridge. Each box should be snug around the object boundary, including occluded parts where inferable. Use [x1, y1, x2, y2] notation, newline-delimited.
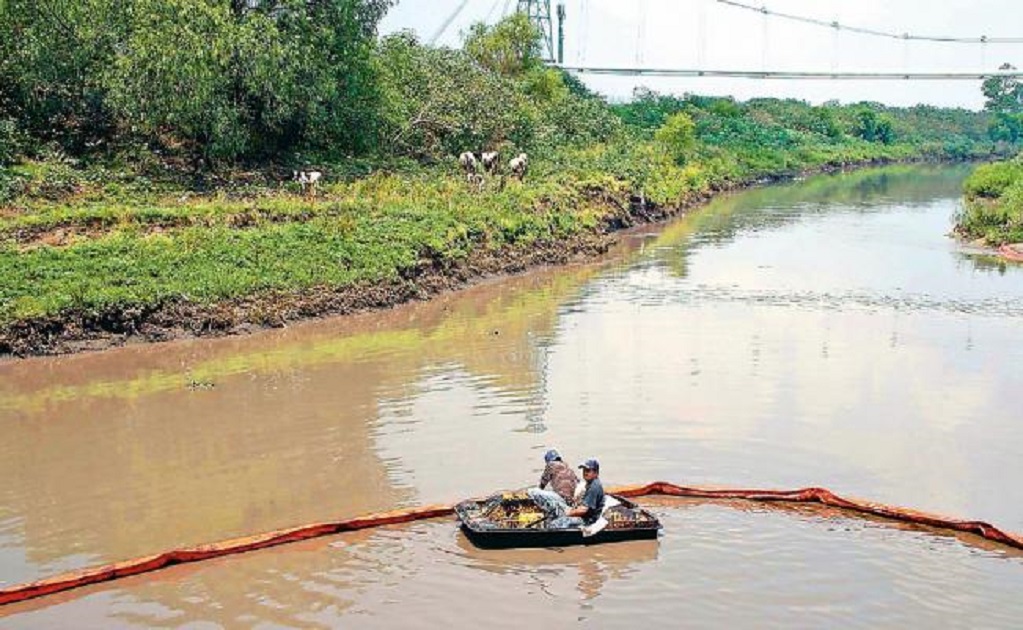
[426, 0, 1023, 81]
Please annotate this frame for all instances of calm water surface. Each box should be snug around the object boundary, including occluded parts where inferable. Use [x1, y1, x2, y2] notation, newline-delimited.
[2, 164, 1022, 627]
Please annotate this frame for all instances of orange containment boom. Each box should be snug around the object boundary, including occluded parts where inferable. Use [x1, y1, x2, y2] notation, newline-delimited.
[0, 504, 454, 607]
[612, 482, 1023, 549]
[2, 482, 1022, 607]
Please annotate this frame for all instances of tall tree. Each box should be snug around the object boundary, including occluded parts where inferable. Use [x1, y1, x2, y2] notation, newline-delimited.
[105, 0, 396, 161]
[982, 63, 1023, 114]
[0, 0, 124, 151]
[463, 12, 542, 78]
[377, 31, 534, 158]
[0, 0, 396, 162]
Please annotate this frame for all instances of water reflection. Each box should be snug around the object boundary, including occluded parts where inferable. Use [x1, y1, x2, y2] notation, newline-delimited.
[957, 250, 1019, 275]
[647, 164, 973, 276]
[453, 532, 660, 602]
[0, 267, 602, 586]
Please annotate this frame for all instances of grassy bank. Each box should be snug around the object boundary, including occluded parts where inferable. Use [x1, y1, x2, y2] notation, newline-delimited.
[0, 136, 1002, 357]
[957, 158, 1023, 245]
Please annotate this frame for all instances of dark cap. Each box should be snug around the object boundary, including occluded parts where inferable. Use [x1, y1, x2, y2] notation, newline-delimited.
[578, 458, 600, 472]
[544, 449, 561, 463]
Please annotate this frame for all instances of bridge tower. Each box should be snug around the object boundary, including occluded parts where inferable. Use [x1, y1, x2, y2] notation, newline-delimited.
[517, 0, 564, 64]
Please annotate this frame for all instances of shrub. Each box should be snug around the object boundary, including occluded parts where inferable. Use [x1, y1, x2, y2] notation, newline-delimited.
[655, 112, 696, 164]
[377, 32, 535, 160]
[0, 118, 23, 165]
[963, 161, 1023, 199]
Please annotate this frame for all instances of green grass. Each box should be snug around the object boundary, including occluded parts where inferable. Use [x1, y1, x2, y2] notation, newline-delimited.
[0, 135, 1008, 330]
[0, 171, 611, 325]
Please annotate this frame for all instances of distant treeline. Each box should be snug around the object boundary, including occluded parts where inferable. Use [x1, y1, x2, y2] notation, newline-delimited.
[0, 2, 1013, 172]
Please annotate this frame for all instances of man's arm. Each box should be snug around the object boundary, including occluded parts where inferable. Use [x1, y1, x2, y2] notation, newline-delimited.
[539, 463, 552, 489]
[567, 504, 588, 517]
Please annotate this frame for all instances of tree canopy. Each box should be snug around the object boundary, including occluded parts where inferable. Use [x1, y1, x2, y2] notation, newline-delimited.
[0, 0, 394, 162]
[982, 63, 1023, 114]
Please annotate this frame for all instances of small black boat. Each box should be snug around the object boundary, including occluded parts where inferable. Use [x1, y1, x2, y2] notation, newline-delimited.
[455, 491, 662, 549]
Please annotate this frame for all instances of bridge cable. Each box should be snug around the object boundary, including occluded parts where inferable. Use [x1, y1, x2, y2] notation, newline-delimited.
[429, 0, 472, 46]
[555, 67, 1023, 80]
[831, 16, 839, 72]
[580, 0, 590, 65]
[697, 0, 708, 68]
[485, 0, 502, 23]
[761, 5, 769, 71]
[717, 0, 1023, 45]
[636, 0, 647, 65]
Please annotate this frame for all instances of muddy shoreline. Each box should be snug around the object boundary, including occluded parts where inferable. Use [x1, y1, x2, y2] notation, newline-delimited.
[0, 157, 966, 359]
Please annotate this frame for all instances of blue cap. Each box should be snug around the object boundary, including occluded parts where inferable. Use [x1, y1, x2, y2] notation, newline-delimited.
[579, 458, 600, 472]
[544, 449, 561, 463]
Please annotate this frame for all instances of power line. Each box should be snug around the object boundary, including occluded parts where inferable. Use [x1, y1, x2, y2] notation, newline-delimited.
[557, 65, 1023, 80]
[485, 0, 502, 22]
[717, 0, 1023, 45]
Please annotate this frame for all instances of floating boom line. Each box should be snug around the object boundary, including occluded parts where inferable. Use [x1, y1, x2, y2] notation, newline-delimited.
[557, 65, 1023, 80]
[2, 482, 1022, 608]
[717, 0, 1023, 45]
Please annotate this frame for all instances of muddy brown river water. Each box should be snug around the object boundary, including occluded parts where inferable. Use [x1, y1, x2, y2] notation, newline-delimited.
[2, 164, 1022, 627]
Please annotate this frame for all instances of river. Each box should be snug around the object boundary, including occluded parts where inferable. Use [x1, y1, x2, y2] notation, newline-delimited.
[1, 164, 1022, 627]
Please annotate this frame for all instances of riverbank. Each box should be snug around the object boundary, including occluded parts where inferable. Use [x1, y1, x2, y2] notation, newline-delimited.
[0, 151, 993, 359]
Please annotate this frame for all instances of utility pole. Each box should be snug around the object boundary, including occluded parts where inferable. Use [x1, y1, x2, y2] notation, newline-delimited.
[517, 0, 556, 63]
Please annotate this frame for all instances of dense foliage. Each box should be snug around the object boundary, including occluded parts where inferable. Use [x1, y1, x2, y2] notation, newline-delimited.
[0, 0, 395, 163]
[954, 62, 1023, 246]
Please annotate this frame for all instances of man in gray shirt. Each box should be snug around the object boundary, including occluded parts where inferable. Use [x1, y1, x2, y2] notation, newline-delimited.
[567, 458, 605, 525]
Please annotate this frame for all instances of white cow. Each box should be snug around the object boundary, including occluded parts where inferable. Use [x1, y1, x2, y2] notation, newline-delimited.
[458, 151, 479, 181]
[468, 172, 486, 193]
[508, 153, 528, 180]
[293, 170, 323, 195]
[481, 151, 499, 175]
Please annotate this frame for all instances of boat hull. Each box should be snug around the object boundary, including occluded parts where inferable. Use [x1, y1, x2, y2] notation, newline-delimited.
[459, 522, 660, 549]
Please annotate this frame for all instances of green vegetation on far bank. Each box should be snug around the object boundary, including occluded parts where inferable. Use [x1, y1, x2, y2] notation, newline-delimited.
[0, 5, 1019, 353]
[954, 63, 1023, 247]
[958, 159, 1023, 245]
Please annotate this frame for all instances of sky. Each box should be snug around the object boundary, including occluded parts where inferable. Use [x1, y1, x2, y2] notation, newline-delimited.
[379, 0, 1023, 110]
